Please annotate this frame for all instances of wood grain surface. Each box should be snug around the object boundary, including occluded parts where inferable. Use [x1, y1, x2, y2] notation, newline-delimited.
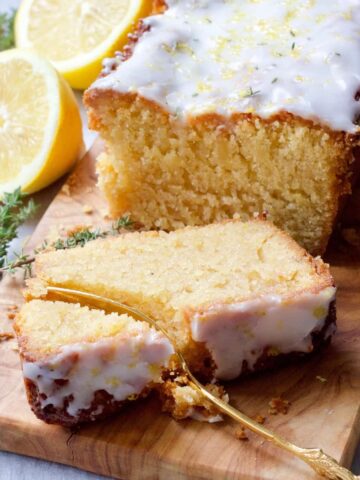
[0, 141, 359, 480]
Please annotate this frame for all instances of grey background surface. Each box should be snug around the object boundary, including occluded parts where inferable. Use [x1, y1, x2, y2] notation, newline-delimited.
[0, 0, 359, 478]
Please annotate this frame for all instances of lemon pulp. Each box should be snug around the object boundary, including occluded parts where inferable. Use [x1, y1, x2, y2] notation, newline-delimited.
[0, 49, 83, 196]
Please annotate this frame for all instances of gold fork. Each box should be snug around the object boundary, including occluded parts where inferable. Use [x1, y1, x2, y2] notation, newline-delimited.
[47, 286, 359, 480]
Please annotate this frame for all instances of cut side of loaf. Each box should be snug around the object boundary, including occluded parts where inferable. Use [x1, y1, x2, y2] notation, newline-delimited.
[26, 220, 337, 381]
[14, 300, 174, 426]
[86, 94, 355, 256]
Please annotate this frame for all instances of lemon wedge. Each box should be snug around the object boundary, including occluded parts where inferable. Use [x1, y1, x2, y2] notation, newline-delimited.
[15, 0, 153, 90]
[0, 49, 83, 196]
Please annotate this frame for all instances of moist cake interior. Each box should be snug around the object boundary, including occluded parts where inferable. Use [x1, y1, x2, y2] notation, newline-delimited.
[16, 300, 154, 357]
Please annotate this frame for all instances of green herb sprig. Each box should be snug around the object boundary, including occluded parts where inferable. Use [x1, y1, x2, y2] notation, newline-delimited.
[52, 215, 135, 250]
[51, 229, 108, 251]
[1, 214, 136, 277]
[3, 250, 34, 277]
[0, 10, 16, 52]
[0, 188, 38, 271]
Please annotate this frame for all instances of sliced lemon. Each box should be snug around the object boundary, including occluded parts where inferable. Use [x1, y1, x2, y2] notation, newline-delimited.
[0, 48, 83, 196]
[15, 0, 153, 90]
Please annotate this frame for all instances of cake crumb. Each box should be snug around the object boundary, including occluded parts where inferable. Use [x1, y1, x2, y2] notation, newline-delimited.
[61, 184, 71, 196]
[7, 305, 18, 311]
[7, 312, 16, 320]
[268, 397, 291, 415]
[254, 414, 266, 424]
[159, 373, 228, 422]
[0, 332, 14, 342]
[82, 205, 93, 215]
[316, 375, 327, 383]
[100, 208, 110, 219]
[66, 224, 93, 236]
[253, 210, 269, 221]
[235, 427, 249, 441]
[67, 172, 80, 188]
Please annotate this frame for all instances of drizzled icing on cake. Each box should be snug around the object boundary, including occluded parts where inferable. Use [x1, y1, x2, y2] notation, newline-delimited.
[191, 286, 336, 380]
[23, 331, 174, 418]
[93, 0, 360, 133]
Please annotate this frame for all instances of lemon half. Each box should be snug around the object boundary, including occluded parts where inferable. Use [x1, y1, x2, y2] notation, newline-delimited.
[0, 49, 83, 196]
[15, 0, 152, 90]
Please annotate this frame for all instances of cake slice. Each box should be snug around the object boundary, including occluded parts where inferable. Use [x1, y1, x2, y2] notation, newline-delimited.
[26, 220, 336, 381]
[14, 300, 174, 426]
[84, 0, 360, 255]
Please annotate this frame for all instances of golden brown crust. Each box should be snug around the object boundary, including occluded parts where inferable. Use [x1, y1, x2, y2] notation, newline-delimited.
[23, 378, 150, 427]
[84, 88, 359, 154]
[13, 315, 34, 362]
[84, 88, 360, 146]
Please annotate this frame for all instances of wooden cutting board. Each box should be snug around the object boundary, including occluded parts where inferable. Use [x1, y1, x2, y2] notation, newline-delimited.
[0, 140, 359, 480]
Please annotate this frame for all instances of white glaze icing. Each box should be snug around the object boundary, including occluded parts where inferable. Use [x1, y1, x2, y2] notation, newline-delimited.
[93, 0, 360, 133]
[191, 286, 336, 380]
[23, 331, 174, 418]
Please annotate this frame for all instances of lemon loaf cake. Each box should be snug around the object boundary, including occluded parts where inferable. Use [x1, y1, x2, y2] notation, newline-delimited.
[14, 300, 174, 426]
[26, 220, 337, 382]
[84, 0, 360, 255]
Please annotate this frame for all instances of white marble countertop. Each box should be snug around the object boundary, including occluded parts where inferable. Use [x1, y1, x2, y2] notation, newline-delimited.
[1, 1, 359, 478]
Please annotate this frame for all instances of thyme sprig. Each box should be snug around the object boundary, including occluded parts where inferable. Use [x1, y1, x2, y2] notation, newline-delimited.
[1, 215, 136, 277]
[0, 188, 38, 270]
[3, 250, 35, 278]
[0, 9, 16, 52]
[112, 214, 134, 231]
[53, 215, 135, 250]
[51, 228, 108, 250]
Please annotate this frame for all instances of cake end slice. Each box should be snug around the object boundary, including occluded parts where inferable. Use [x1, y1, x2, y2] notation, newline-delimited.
[14, 300, 174, 426]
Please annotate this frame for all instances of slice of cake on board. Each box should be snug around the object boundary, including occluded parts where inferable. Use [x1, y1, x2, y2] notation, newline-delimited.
[14, 300, 174, 426]
[84, 0, 360, 255]
[25, 220, 336, 383]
